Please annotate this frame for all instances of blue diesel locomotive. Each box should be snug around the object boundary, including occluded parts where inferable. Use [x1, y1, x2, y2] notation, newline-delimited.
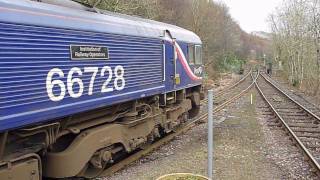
[0, 0, 203, 179]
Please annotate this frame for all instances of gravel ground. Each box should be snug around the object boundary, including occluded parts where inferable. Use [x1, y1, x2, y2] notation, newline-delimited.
[213, 73, 242, 93]
[213, 89, 284, 180]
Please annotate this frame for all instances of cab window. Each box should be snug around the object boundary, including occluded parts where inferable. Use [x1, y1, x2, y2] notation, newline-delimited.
[195, 45, 202, 65]
[188, 45, 195, 64]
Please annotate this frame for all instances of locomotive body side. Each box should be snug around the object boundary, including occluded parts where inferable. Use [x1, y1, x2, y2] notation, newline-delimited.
[0, 0, 203, 178]
[0, 0, 201, 132]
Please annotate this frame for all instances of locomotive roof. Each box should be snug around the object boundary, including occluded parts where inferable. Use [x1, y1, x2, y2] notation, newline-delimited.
[0, 0, 202, 44]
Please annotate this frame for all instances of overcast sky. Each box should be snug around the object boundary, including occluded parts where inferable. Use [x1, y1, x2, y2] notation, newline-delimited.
[215, 0, 282, 33]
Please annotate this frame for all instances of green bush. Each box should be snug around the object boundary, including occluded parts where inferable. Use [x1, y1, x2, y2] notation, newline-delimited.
[217, 53, 245, 74]
[292, 79, 299, 87]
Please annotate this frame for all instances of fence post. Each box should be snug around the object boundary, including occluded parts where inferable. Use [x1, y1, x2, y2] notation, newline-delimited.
[208, 90, 213, 179]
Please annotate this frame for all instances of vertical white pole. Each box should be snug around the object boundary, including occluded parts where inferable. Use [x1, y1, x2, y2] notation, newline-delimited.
[208, 90, 213, 179]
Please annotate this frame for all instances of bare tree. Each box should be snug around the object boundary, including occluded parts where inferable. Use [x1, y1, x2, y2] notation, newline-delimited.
[79, 0, 268, 78]
[270, 0, 320, 94]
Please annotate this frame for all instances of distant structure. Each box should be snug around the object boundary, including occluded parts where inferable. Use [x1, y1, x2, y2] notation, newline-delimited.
[251, 31, 272, 40]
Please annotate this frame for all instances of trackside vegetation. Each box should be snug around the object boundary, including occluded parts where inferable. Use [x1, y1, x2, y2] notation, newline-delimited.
[78, 0, 269, 78]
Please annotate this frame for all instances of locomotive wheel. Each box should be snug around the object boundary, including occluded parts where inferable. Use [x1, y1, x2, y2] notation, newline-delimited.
[78, 162, 107, 179]
[188, 105, 200, 118]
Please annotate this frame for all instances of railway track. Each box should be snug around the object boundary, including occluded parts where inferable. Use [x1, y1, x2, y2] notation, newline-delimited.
[263, 75, 320, 117]
[202, 69, 253, 105]
[214, 69, 252, 97]
[98, 70, 257, 178]
[256, 72, 320, 176]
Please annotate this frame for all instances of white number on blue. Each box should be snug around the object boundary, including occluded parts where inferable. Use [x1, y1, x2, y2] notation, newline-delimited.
[101, 66, 113, 93]
[67, 67, 83, 98]
[84, 67, 99, 95]
[46, 66, 125, 102]
[46, 68, 66, 102]
[114, 65, 125, 91]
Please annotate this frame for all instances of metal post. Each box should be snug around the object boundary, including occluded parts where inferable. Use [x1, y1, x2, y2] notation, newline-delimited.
[208, 90, 213, 179]
[0, 131, 8, 161]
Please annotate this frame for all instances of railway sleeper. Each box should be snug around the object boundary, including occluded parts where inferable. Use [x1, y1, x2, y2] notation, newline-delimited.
[286, 120, 316, 125]
[295, 133, 320, 139]
[276, 109, 304, 113]
[274, 107, 301, 110]
[304, 144, 320, 150]
[299, 137, 320, 141]
[280, 113, 308, 117]
[287, 123, 319, 128]
[282, 117, 314, 121]
[291, 128, 320, 133]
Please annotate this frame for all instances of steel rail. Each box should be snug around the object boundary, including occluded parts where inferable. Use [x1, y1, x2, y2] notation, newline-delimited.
[260, 73, 320, 122]
[99, 70, 258, 178]
[214, 68, 252, 97]
[255, 73, 320, 176]
[263, 73, 320, 108]
[213, 71, 257, 113]
[202, 68, 253, 104]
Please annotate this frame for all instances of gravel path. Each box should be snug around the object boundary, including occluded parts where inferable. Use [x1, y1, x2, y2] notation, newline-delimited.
[213, 89, 284, 180]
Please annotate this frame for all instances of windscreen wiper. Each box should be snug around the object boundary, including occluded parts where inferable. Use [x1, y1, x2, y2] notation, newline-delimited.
[69, 0, 93, 8]
[70, 0, 104, 13]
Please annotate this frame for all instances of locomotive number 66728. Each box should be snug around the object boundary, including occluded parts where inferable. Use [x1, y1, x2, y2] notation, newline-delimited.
[46, 66, 126, 102]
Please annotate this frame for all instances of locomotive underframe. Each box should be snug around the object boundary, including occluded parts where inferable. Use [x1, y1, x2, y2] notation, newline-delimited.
[0, 85, 201, 179]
